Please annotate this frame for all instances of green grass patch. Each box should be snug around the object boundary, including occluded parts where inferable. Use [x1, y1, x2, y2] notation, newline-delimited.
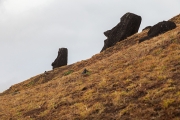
[64, 70, 74, 76]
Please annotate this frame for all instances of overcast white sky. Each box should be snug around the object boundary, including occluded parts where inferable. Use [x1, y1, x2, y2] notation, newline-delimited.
[0, 0, 179, 92]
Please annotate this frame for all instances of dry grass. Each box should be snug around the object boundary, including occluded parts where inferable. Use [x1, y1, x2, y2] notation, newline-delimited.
[0, 15, 180, 120]
[169, 14, 180, 24]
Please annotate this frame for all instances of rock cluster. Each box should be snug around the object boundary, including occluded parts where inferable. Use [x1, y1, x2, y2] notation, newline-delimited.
[51, 48, 68, 69]
[139, 21, 176, 43]
[101, 12, 142, 52]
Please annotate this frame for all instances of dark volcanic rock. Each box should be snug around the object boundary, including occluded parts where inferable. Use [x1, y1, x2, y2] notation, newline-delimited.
[104, 30, 111, 37]
[139, 21, 176, 43]
[82, 68, 88, 74]
[142, 26, 152, 31]
[51, 48, 68, 69]
[101, 12, 142, 52]
[148, 21, 176, 37]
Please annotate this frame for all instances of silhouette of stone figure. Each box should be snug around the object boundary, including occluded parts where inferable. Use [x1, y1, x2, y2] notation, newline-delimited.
[101, 12, 142, 52]
[51, 48, 68, 69]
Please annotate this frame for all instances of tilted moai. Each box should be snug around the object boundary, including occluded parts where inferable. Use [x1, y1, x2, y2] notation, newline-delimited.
[101, 12, 142, 52]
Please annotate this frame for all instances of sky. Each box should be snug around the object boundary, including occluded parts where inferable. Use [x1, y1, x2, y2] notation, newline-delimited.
[0, 0, 179, 92]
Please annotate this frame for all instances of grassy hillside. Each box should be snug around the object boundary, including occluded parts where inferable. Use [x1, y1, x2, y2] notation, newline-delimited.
[0, 15, 180, 120]
[169, 14, 180, 24]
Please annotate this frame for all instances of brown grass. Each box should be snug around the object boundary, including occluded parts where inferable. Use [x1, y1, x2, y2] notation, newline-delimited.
[169, 14, 180, 24]
[0, 15, 180, 120]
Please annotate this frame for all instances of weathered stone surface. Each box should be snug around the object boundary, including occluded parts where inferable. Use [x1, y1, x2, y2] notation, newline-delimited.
[101, 12, 142, 52]
[104, 30, 111, 37]
[142, 26, 152, 31]
[148, 21, 176, 37]
[101, 39, 108, 52]
[51, 48, 68, 69]
[139, 21, 176, 43]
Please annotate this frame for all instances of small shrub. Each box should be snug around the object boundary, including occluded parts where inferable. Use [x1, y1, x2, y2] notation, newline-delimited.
[26, 81, 35, 87]
[157, 75, 167, 81]
[64, 70, 74, 76]
[161, 99, 174, 109]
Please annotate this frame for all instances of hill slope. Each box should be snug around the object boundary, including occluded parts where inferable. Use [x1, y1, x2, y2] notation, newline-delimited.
[0, 15, 180, 120]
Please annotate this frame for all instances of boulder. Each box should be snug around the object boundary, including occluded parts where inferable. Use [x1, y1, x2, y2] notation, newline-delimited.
[139, 21, 176, 43]
[51, 48, 68, 69]
[101, 12, 142, 52]
[82, 68, 88, 74]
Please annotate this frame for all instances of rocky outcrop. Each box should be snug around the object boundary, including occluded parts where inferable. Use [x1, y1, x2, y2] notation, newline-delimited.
[51, 48, 68, 69]
[101, 12, 142, 52]
[139, 21, 176, 43]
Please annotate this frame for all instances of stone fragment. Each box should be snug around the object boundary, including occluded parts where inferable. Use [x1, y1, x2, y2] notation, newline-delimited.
[82, 68, 88, 74]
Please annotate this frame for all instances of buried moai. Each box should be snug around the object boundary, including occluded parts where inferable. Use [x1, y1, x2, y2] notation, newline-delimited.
[51, 48, 68, 69]
[101, 12, 142, 52]
[139, 21, 176, 43]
